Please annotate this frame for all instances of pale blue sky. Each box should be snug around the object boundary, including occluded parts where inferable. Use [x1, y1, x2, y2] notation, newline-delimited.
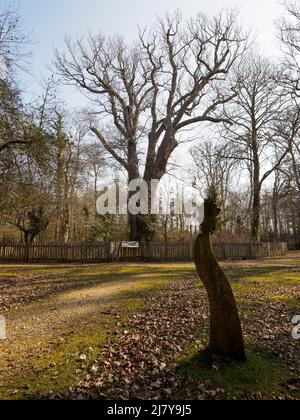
[16, 0, 284, 102]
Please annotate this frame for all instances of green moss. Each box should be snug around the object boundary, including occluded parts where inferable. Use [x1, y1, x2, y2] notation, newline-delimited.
[241, 271, 300, 286]
[270, 295, 289, 300]
[16, 328, 109, 399]
[177, 348, 294, 400]
[267, 296, 300, 311]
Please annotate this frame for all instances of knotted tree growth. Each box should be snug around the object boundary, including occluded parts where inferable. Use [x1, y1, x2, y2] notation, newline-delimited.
[194, 188, 246, 362]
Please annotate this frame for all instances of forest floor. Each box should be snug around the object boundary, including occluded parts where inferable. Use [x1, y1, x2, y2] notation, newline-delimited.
[0, 254, 299, 400]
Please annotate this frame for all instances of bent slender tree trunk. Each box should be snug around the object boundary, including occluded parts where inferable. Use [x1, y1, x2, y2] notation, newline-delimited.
[194, 191, 246, 362]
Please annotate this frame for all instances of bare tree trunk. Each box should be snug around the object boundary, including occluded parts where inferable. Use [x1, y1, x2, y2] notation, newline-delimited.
[252, 186, 261, 241]
[194, 191, 246, 362]
[272, 182, 279, 240]
[128, 138, 144, 242]
[129, 214, 157, 242]
[251, 147, 261, 241]
[60, 206, 70, 244]
[128, 214, 140, 242]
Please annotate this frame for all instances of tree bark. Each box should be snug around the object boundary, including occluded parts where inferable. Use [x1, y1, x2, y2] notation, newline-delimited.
[251, 143, 261, 242]
[251, 184, 261, 242]
[194, 192, 246, 362]
[272, 182, 279, 241]
[128, 214, 157, 242]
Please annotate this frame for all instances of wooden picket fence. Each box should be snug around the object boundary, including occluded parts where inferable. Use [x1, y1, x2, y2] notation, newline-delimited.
[0, 241, 288, 263]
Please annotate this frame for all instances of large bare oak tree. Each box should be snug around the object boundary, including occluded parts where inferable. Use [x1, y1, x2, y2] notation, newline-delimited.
[55, 11, 247, 241]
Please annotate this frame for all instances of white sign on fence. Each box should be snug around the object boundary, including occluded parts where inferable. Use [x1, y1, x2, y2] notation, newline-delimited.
[121, 241, 139, 249]
[0, 316, 6, 340]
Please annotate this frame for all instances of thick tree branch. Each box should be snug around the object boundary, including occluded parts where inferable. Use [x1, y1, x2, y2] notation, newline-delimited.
[90, 127, 129, 170]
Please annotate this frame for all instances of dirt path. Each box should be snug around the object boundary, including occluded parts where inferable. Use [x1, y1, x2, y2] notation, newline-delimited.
[0, 264, 193, 398]
[1, 280, 139, 357]
[0, 281, 137, 396]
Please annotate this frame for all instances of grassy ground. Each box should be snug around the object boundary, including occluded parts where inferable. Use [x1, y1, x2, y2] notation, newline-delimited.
[0, 254, 299, 400]
[0, 263, 192, 399]
[178, 348, 294, 400]
[177, 254, 300, 400]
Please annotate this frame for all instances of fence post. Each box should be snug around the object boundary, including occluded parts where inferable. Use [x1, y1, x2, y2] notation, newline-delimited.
[25, 244, 30, 263]
[190, 242, 193, 261]
[249, 243, 253, 259]
[223, 244, 226, 260]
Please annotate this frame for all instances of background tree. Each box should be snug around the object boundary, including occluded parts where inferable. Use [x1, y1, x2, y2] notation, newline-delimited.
[279, 0, 300, 96]
[223, 55, 289, 240]
[0, 4, 30, 78]
[191, 140, 240, 209]
[0, 81, 26, 156]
